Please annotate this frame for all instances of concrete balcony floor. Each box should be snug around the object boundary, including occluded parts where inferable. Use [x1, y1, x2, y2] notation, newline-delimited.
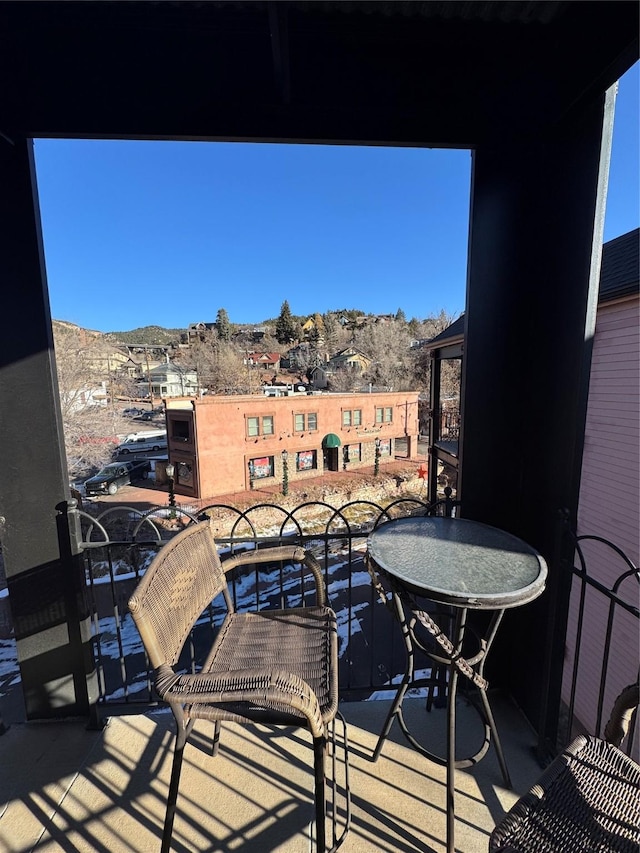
[1, 693, 542, 853]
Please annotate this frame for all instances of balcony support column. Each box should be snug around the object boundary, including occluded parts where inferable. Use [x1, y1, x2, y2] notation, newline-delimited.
[0, 136, 98, 722]
[461, 86, 617, 737]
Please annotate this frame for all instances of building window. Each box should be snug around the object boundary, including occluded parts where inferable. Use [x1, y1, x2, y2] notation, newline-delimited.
[248, 456, 274, 479]
[294, 412, 318, 432]
[347, 443, 361, 461]
[170, 419, 191, 442]
[375, 406, 393, 424]
[379, 438, 391, 456]
[342, 409, 362, 427]
[247, 415, 274, 437]
[176, 461, 194, 486]
[296, 449, 317, 471]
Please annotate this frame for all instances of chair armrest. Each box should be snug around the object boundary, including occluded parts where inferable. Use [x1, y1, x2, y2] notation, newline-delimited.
[221, 546, 326, 607]
[604, 681, 639, 747]
[156, 664, 326, 738]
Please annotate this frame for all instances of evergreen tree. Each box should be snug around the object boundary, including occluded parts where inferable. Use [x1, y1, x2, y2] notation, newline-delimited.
[275, 300, 299, 344]
[214, 308, 231, 341]
[408, 317, 422, 338]
[395, 307, 407, 323]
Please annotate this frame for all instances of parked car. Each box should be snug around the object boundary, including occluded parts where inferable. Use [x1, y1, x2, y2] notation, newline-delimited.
[133, 411, 155, 421]
[83, 460, 151, 496]
[114, 430, 167, 455]
[123, 407, 143, 416]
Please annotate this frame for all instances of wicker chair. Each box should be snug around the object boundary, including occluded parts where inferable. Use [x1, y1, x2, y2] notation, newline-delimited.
[128, 517, 349, 852]
[489, 681, 640, 852]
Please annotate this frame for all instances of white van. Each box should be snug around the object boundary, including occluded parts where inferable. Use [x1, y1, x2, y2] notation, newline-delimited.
[115, 430, 167, 455]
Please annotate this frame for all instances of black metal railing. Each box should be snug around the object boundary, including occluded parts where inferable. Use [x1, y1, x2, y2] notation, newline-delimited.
[76, 497, 638, 756]
[438, 408, 460, 441]
[76, 494, 458, 718]
[539, 514, 639, 760]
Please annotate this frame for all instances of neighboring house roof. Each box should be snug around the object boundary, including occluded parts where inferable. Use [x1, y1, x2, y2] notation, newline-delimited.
[426, 229, 639, 348]
[598, 228, 639, 303]
[427, 314, 465, 348]
[248, 352, 281, 366]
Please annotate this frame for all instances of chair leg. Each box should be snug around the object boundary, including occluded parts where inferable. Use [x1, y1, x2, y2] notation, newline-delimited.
[162, 728, 187, 853]
[313, 735, 327, 852]
[212, 720, 221, 756]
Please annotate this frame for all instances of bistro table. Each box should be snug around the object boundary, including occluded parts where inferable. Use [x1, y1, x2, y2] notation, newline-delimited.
[366, 515, 547, 853]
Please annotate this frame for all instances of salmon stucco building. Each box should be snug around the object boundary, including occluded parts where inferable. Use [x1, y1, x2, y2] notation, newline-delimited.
[164, 390, 420, 499]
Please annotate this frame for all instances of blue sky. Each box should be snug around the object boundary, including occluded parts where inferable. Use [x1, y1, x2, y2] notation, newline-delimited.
[34, 63, 638, 334]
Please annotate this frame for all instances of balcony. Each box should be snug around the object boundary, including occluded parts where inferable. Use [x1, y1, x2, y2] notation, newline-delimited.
[2, 689, 542, 852]
[2, 498, 636, 852]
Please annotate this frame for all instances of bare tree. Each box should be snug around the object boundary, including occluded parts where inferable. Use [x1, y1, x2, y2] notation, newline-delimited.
[328, 366, 361, 392]
[321, 312, 351, 358]
[186, 334, 247, 394]
[354, 321, 415, 390]
[53, 324, 129, 478]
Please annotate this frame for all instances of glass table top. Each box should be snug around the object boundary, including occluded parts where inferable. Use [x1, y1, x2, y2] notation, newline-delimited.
[367, 516, 547, 608]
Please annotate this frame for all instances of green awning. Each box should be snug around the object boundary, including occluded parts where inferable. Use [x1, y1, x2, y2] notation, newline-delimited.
[322, 433, 341, 448]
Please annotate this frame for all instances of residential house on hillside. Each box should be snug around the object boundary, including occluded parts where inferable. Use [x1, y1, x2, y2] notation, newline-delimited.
[184, 321, 215, 344]
[149, 362, 199, 398]
[81, 344, 138, 379]
[310, 347, 372, 389]
[280, 341, 313, 370]
[245, 352, 281, 371]
[301, 317, 317, 337]
[60, 380, 110, 412]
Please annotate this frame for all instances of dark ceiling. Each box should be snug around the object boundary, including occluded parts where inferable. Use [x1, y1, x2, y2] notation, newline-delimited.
[0, 1, 638, 146]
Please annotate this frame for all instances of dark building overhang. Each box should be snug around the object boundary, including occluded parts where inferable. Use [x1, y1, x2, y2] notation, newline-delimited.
[0, 2, 637, 146]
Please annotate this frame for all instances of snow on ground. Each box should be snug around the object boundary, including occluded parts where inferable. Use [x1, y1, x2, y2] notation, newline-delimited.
[1, 541, 417, 705]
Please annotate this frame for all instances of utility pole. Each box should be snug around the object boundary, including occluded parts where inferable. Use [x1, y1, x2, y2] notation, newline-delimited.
[145, 348, 152, 406]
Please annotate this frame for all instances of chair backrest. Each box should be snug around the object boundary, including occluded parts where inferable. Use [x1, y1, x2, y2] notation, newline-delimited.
[129, 517, 231, 670]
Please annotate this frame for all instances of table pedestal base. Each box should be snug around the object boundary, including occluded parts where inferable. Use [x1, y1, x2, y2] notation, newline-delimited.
[371, 598, 512, 853]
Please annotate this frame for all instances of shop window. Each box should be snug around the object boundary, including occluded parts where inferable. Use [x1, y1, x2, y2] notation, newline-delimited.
[176, 461, 194, 486]
[248, 456, 274, 479]
[379, 438, 391, 456]
[296, 449, 317, 471]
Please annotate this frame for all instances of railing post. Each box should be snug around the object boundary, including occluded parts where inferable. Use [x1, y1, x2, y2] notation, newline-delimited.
[536, 508, 573, 761]
[57, 499, 102, 729]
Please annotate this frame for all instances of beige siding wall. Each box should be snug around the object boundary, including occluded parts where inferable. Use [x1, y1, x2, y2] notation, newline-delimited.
[566, 296, 639, 736]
